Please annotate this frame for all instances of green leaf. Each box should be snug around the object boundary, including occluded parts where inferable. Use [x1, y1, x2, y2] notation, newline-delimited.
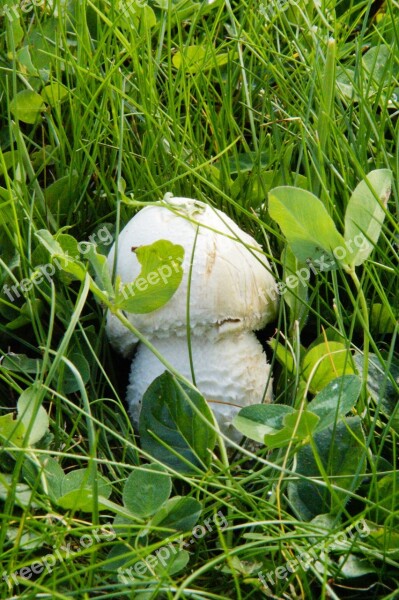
[368, 527, 399, 559]
[154, 548, 190, 577]
[60, 352, 91, 394]
[268, 339, 296, 374]
[281, 246, 309, 330]
[17, 386, 49, 445]
[41, 83, 69, 105]
[10, 90, 46, 124]
[0, 413, 25, 447]
[86, 244, 114, 296]
[308, 375, 362, 432]
[122, 463, 171, 518]
[150, 496, 202, 538]
[139, 372, 216, 474]
[16, 46, 39, 77]
[302, 341, 354, 394]
[287, 417, 366, 520]
[35, 228, 65, 256]
[354, 353, 399, 433]
[369, 473, 399, 526]
[0, 151, 14, 175]
[233, 404, 295, 444]
[117, 239, 184, 314]
[0, 196, 13, 226]
[35, 229, 87, 281]
[23, 456, 64, 503]
[263, 410, 320, 449]
[226, 151, 270, 175]
[362, 45, 391, 86]
[44, 172, 80, 219]
[269, 186, 349, 269]
[1, 353, 43, 374]
[344, 169, 392, 266]
[172, 45, 232, 73]
[370, 303, 397, 334]
[57, 468, 112, 512]
[0, 474, 38, 509]
[337, 554, 376, 579]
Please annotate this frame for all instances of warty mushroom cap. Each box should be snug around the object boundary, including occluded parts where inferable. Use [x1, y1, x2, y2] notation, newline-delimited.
[106, 196, 278, 356]
[126, 330, 272, 444]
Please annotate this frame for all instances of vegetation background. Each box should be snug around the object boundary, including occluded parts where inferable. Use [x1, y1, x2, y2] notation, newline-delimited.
[0, 0, 398, 598]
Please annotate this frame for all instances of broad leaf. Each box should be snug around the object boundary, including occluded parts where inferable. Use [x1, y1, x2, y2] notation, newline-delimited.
[362, 46, 391, 86]
[17, 386, 49, 445]
[354, 353, 399, 432]
[263, 410, 319, 448]
[23, 456, 64, 503]
[35, 229, 87, 280]
[172, 45, 232, 73]
[268, 339, 296, 374]
[269, 186, 349, 269]
[10, 90, 45, 124]
[369, 473, 399, 526]
[117, 240, 184, 314]
[86, 244, 114, 296]
[233, 404, 295, 444]
[0, 474, 39, 509]
[139, 372, 216, 474]
[122, 463, 171, 518]
[44, 172, 80, 219]
[308, 375, 362, 432]
[281, 245, 309, 330]
[150, 496, 202, 538]
[154, 549, 190, 577]
[41, 83, 69, 105]
[57, 468, 112, 512]
[60, 352, 91, 394]
[1, 353, 43, 374]
[302, 341, 354, 394]
[288, 417, 366, 520]
[344, 169, 392, 266]
[0, 413, 25, 447]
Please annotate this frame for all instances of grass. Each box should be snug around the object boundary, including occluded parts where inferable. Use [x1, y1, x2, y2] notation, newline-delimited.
[0, 0, 399, 598]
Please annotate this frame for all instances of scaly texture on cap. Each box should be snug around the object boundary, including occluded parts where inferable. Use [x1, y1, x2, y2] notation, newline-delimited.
[106, 196, 278, 355]
[126, 330, 272, 444]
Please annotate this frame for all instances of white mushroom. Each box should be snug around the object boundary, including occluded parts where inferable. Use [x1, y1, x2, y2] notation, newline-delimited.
[106, 196, 277, 356]
[126, 330, 272, 444]
[106, 194, 278, 444]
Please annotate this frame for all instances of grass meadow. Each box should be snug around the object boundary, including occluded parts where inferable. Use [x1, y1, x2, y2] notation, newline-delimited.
[0, 0, 399, 598]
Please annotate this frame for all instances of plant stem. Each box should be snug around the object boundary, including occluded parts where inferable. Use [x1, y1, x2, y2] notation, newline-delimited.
[348, 268, 369, 412]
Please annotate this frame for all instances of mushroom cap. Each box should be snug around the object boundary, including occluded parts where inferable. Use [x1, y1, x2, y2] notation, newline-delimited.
[106, 196, 278, 355]
[126, 330, 272, 444]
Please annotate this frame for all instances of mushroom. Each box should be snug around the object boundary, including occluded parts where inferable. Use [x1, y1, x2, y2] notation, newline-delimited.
[106, 194, 278, 443]
[106, 196, 277, 356]
[126, 330, 272, 444]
